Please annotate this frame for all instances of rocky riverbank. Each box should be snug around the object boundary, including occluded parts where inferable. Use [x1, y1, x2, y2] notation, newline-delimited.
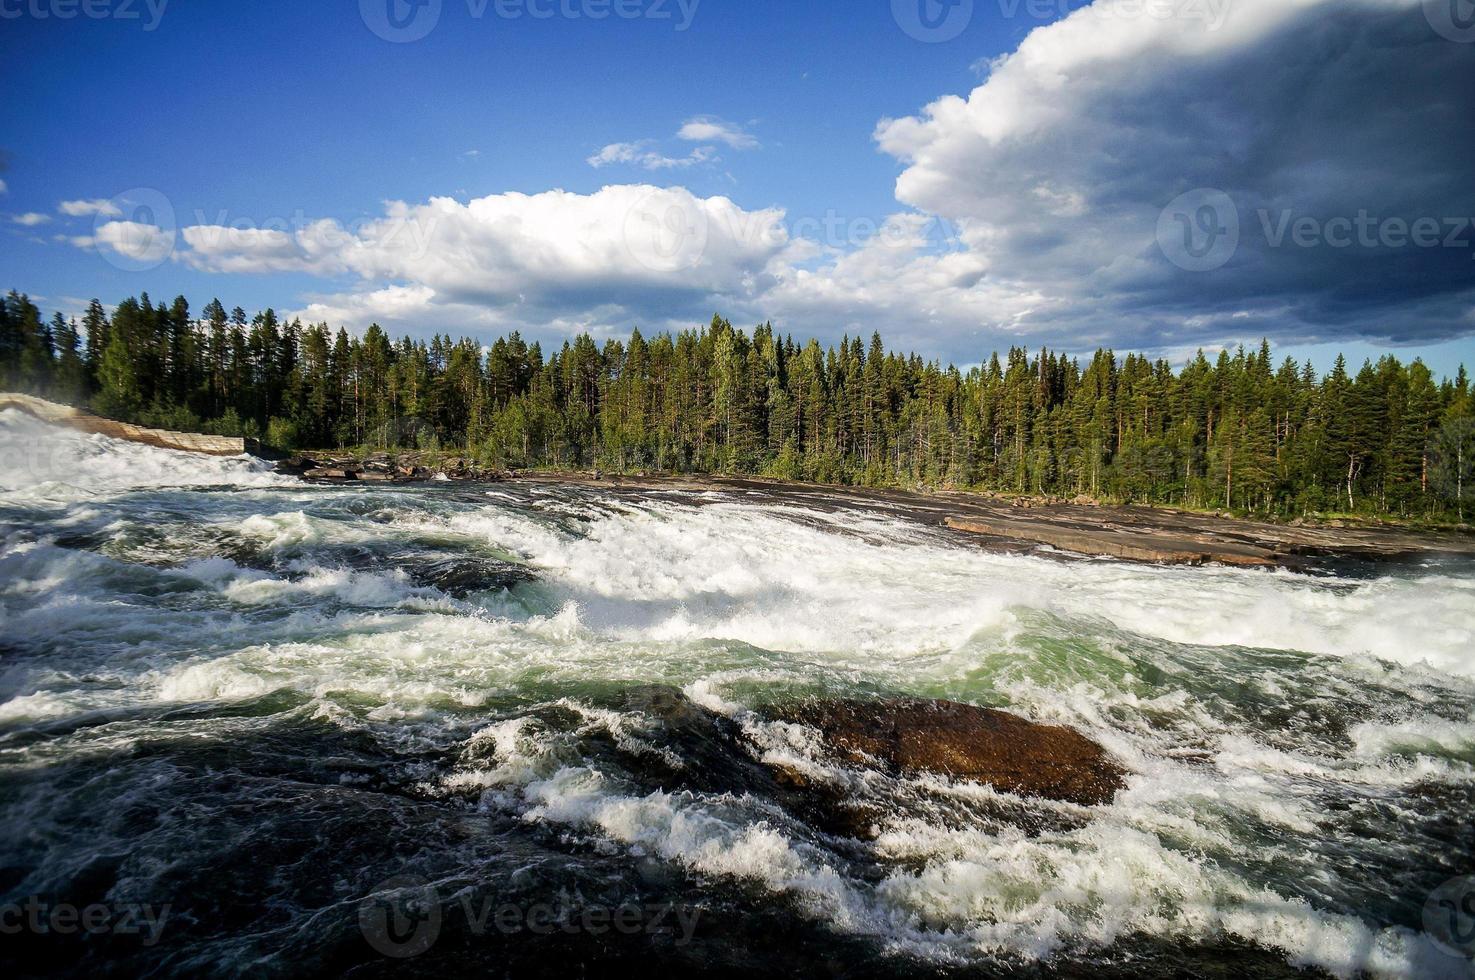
[936, 497, 1475, 567]
[272, 452, 512, 484]
[268, 463, 1475, 568]
[1, 393, 249, 456]
[529, 473, 1475, 569]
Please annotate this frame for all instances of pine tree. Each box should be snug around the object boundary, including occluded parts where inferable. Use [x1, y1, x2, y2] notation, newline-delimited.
[52, 313, 87, 402]
[95, 331, 141, 419]
[8, 292, 51, 392]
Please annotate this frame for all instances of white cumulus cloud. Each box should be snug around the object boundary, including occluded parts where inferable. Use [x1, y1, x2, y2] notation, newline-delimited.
[587, 142, 717, 171]
[59, 199, 124, 218]
[93, 220, 175, 263]
[170, 186, 790, 336]
[677, 117, 759, 150]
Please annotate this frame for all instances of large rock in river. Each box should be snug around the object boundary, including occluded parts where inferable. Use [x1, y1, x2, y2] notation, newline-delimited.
[772, 697, 1125, 807]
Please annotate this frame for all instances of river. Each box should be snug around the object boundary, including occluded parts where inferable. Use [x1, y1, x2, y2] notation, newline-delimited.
[1, 409, 1472, 978]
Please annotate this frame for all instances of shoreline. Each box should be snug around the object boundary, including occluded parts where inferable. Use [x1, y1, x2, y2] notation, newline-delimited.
[277, 453, 1475, 569]
[523, 472, 1475, 569]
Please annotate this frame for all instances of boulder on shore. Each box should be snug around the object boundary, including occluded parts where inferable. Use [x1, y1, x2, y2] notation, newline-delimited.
[276, 451, 511, 484]
[770, 697, 1125, 807]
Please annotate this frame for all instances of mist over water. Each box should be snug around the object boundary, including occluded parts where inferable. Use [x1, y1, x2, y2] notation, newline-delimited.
[1, 410, 1473, 978]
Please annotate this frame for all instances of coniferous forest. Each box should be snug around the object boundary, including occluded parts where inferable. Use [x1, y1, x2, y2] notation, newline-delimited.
[2, 289, 1472, 521]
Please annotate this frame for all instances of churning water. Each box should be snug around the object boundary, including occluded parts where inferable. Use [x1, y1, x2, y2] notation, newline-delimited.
[1, 409, 1472, 978]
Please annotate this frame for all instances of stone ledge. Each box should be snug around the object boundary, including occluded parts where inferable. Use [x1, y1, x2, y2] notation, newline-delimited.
[0, 393, 250, 457]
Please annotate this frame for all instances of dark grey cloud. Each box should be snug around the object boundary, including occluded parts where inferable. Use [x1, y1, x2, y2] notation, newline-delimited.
[877, 0, 1475, 356]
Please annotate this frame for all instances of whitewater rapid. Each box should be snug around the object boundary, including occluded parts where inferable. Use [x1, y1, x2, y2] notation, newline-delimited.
[1, 410, 1472, 978]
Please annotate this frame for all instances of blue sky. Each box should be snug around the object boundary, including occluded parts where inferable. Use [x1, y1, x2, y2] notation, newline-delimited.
[2, 0, 1473, 377]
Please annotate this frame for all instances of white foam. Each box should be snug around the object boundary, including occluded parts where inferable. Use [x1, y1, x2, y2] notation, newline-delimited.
[5, 445, 1475, 977]
[455, 696, 1455, 978]
[447, 495, 1475, 681]
[0, 409, 290, 501]
[1352, 714, 1475, 761]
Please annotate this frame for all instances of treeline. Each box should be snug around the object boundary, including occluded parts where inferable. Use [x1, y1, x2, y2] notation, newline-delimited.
[2, 289, 1472, 520]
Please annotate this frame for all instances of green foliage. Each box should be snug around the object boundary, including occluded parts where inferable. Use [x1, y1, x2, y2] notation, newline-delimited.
[3, 289, 1472, 521]
[94, 332, 141, 420]
[1431, 418, 1475, 521]
[266, 417, 300, 452]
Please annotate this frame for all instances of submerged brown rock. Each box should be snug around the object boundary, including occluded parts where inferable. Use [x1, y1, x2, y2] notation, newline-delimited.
[602, 688, 1125, 840]
[772, 698, 1126, 807]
